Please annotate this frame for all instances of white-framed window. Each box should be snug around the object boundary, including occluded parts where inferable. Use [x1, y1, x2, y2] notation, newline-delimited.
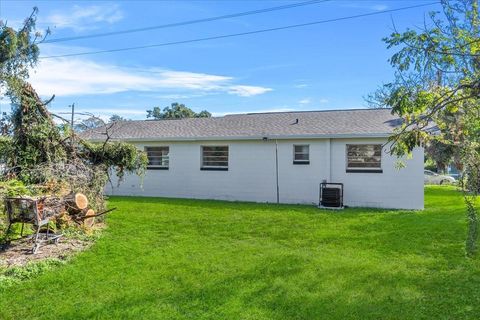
[145, 146, 169, 169]
[293, 144, 310, 164]
[346, 144, 382, 172]
[201, 146, 228, 170]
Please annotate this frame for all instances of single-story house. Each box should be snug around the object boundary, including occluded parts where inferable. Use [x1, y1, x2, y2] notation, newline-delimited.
[83, 108, 424, 210]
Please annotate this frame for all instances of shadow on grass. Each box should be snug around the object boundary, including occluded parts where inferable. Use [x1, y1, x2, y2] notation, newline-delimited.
[53, 249, 479, 320]
[1, 186, 478, 320]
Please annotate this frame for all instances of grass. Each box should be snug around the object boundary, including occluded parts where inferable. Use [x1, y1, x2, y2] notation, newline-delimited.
[0, 186, 479, 319]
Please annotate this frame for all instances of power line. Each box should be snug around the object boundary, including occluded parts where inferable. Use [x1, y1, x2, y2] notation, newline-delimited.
[42, 0, 331, 44]
[40, 2, 439, 59]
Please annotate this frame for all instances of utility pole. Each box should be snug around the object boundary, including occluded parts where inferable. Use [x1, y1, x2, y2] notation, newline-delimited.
[70, 103, 75, 149]
[70, 103, 75, 129]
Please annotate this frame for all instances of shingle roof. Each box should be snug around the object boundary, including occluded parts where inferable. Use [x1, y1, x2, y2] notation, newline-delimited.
[82, 108, 401, 141]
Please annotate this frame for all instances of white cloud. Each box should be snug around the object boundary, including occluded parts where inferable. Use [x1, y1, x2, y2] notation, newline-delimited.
[294, 84, 308, 88]
[298, 98, 311, 105]
[227, 85, 273, 97]
[45, 4, 124, 32]
[371, 4, 388, 11]
[156, 71, 231, 91]
[155, 93, 212, 100]
[340, 2, 388, 11]
[319, 98, 329, 103]
[29, 58, 272, 98]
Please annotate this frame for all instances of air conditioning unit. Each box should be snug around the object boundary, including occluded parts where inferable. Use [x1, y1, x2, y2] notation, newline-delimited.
[319, 182, 344, 209]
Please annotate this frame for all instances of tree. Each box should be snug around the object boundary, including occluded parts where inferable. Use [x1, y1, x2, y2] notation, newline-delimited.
[0, 8, 42, 90]
[146, 102, 211, 119]
[196, 110, 212, 118]
[109, 114, 128, 123]
[371, 0, 480, 256]
[0, 9, 147, 200]
[74, 116, 105, 132]
[0, 111, 11, 136]
[424, 112, 463, 172]
[425, 140, 457, 172]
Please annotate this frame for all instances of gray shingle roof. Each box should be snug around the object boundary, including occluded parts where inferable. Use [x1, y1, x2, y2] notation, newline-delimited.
[82, 108, 401, 141]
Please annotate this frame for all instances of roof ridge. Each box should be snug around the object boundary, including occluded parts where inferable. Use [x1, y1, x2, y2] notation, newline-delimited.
[240, 107, 392, 116]
[115, 108, 393, 123]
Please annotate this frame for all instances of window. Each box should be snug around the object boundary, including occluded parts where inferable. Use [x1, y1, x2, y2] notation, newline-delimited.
[201, 146, 228, 170]
[346, 144, 382, 173]
[293, 145, 310, 164]
[145, 146, 169, 169]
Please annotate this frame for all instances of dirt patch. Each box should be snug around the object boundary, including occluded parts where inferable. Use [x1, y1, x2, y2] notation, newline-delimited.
[0, 236, 91, 268]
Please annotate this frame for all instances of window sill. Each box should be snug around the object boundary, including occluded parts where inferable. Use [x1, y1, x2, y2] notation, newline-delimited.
[293, 161, 310, 165]
[346, 169, 383, 173]
[147, 167, 169, 170]
[201, 167, 228, 171]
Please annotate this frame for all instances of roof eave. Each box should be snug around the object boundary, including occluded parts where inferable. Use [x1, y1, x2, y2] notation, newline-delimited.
[87, 132, 391, 143]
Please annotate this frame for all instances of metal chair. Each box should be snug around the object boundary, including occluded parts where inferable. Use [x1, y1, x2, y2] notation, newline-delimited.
[4, 197, 63, 254]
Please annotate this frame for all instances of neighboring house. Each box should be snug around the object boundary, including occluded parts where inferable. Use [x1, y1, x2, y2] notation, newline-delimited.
[83, 108, 424, 209]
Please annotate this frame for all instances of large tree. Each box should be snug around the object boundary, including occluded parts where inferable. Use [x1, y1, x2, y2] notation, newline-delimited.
[0, 9, 147, 190]
[147, 102, 211, 119]
[372, 0, 480, 256]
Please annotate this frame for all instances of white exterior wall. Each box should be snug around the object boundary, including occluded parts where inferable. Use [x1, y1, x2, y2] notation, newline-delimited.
[108, 140, 278, 203]
[330, 138, 424, 210]
[107, 138, 424, 210]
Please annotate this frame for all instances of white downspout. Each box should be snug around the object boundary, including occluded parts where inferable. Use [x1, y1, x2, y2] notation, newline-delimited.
[326, 138, 332, 182]
[275, 139, 280, 204]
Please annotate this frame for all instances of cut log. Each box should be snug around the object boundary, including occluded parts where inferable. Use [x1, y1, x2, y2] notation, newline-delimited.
[83, 209, 95, 228]
[64, 193, 89, 211]
[74, 193, 88, 210]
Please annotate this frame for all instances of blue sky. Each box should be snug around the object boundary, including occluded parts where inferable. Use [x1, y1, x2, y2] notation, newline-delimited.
[0, 0, 441, 120]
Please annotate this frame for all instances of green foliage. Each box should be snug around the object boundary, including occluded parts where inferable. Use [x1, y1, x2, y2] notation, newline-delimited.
[109, 114, 128, 123]
[462, 147, 480, 255]
[372, 0, 480, 257]
[147, 102, 211, 119]
[0, 112, 11, 135]
[0, 187, 479, 319]
[0, 10, 147, 183]
[0, 136, 13, 164]
[81, 141, 148, 180]
[0, 8, 41, 84]
[425, 138, 459, 172]
[0, 179, 31, 197]
[10, 102, 68, 179]
[0, 11, 147, 239]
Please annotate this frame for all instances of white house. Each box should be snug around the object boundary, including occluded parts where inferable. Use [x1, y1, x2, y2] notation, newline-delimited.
[84, 108, 424, 210]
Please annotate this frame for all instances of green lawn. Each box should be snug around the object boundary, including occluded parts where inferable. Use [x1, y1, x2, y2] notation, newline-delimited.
[1, 186, 479, 319]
